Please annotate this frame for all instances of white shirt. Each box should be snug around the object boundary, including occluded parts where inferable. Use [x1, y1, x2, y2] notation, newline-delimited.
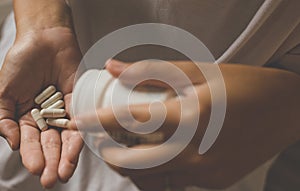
[0, 0, 299, 190]
[69, 0, 300, 72]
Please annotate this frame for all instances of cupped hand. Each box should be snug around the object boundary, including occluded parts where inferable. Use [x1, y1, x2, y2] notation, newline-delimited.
[69, 59, 300, 190]
[0, 27, 83, 188]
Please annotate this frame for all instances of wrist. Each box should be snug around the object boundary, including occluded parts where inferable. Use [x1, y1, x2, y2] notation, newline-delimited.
[13, 0, 73, 37]
[13, 26, 75, 53]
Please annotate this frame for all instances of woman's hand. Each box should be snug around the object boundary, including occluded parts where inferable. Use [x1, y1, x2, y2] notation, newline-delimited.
[0, 26, 83, 188]
[0, 0, 84, 188]
[69, 59, 300, 190]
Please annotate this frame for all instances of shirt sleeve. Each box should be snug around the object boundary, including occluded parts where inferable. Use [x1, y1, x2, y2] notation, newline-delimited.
[276, 44, 300, 75]
[269, 20, 300, 75]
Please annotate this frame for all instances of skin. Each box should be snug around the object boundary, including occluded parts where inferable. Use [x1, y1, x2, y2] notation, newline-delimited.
[1, 1, 300, 190]
[69, 60, 300, 190]
[0, 0, 83, 188]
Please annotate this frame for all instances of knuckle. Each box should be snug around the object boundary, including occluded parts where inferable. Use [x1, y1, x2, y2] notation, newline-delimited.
[63, 131, 82, 142]
[42, 140, 61, 149]
[41, 134, 61, 148]
[21, 136, 38, 144]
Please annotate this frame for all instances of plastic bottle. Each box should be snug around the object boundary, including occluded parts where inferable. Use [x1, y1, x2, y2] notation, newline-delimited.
[72, 69, 174, 145]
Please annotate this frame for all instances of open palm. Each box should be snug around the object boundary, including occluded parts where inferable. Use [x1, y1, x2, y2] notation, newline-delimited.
[0, 27, 83, 188]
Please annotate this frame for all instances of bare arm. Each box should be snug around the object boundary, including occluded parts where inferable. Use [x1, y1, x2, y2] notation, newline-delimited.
[70, 60, 300, 190]
[13, 0, 72, 34]
[0, 0, 83, 188]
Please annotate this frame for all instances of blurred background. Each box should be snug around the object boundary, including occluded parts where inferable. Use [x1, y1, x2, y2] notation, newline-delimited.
[0, 0, 12, 25]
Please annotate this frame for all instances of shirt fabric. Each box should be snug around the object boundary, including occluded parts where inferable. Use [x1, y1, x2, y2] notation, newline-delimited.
[0, 0, 300, 190]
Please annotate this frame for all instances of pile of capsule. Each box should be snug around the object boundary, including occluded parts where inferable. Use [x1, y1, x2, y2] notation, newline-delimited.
[31, 85, 69, 131]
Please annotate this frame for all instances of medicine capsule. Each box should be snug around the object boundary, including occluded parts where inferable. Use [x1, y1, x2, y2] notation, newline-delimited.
[40, 109, 66, 118]
[31, 108, 48, 131]
[41, 92, 63, 109]
[46, 118, 69, 128]
[48, 100, 65, 109]
[34, 85, 56, 104]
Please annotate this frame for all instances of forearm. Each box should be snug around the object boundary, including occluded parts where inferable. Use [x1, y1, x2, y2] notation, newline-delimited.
[222, 64, 300, 147]
[13, 0, 72, 36]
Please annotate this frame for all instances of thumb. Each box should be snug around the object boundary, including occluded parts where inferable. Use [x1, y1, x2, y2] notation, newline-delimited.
[0, 97, 20, 150]
[106, 59, 206, 88]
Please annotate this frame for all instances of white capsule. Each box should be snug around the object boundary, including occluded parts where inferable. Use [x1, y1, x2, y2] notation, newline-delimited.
[31, 108, 48, 131]
[34, 85, 56, 104]
[40, 109, 66, 118]
[41, 92, 63, 109]
[47, 100, 65, 109]
[46, 118, 69, 128]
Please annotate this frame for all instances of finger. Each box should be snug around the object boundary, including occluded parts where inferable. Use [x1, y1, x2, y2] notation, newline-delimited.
[106, 59, 206, 88]
[58, 130, 83, 182]
[40, 129, 61, 188]
[57, 92, 83, 182]
[19, 114, 44, 175]
[68, 98, 182, 136]
[64, 93, 72, 118]
[0, 98, 20, 150]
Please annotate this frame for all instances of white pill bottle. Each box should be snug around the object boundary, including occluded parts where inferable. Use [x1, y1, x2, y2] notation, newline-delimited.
[71, 69, 174, 145]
